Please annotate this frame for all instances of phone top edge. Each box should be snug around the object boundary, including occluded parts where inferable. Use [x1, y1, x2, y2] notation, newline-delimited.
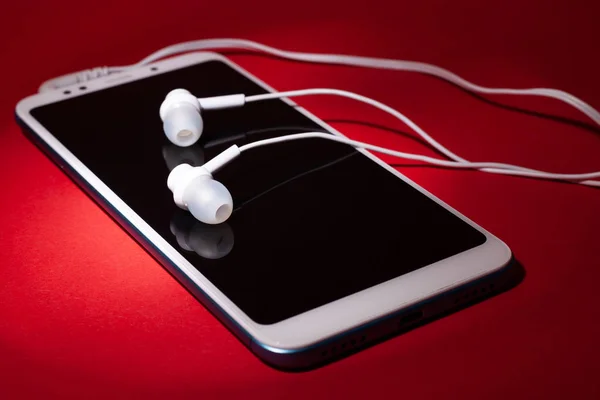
[15, 51, 228, 117]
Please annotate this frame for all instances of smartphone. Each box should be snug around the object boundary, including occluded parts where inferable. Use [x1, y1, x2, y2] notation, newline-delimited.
[15, 52, 515, 371]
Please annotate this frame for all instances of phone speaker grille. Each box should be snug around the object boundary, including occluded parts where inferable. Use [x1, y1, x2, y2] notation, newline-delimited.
[320, 308, 426, 360]
[453, 283, 496, 307]
[319, 283, 497, 361]
[321, 334, 367, 358]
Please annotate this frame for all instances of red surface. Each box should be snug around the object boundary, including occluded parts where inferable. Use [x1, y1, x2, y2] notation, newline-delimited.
[1, 1, 599, 398]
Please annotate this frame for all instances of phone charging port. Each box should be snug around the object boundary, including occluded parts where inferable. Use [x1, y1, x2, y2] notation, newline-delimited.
[399, 310, 423, 326]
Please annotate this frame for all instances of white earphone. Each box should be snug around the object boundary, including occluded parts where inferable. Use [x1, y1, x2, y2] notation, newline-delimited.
[159, 88, 246, 147]
[160, 89, 203, 147]
[160, 85, 600, 225]
[166, 143, 241, 224]
[37, 38, 600, 225]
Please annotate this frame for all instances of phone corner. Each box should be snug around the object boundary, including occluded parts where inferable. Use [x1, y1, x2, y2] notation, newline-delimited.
[481, 229, 514, 273]
[495, 238, 513, 270]
[249, 338, 317, 372]
[14, 93, 39, 120]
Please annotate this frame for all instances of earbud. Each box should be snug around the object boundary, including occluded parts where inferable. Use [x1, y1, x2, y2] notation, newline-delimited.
[168, 163, 233, 225]
[160, 89, 203, 147]
[167, 145, 240, 224]
[160, 89, 246, 147]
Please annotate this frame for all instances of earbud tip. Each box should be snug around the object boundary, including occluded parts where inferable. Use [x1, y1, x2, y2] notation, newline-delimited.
[184, 178, 233, 224]
[163, 104, 203, 147]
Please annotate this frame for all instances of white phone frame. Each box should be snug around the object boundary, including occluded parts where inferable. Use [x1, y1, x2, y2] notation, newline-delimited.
[16, 52, 512, 351]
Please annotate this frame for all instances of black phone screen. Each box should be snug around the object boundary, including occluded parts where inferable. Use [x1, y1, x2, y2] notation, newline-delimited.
[29, 59, 486, 324]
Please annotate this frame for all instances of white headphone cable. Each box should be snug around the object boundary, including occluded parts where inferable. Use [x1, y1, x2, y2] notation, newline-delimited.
[37, 38, 600, 186]
[237, 89, 599, 186]
[236, 132, 600, 185]
[38, 38, 600, 127]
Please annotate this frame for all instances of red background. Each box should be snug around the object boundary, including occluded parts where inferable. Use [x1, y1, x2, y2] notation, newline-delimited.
[1, 1, 599, 398]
